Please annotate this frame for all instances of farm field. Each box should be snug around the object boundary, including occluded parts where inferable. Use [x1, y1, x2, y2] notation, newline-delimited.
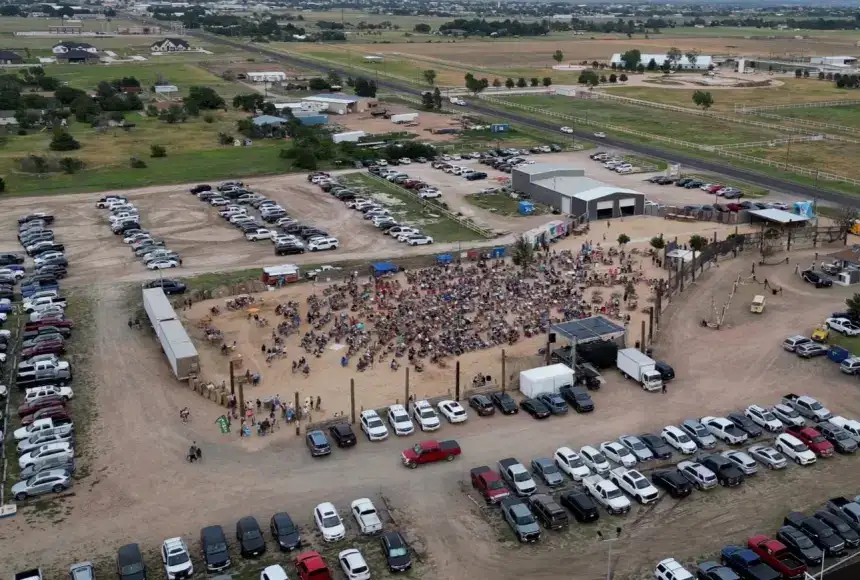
[602, 78, 854, 111]
[769, 104, 860, 128]
[744, 140, 860, 181]
[500, 94, 788, 145]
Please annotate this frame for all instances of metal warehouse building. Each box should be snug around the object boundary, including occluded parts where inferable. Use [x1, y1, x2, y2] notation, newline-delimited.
[511, 164, 645, 220]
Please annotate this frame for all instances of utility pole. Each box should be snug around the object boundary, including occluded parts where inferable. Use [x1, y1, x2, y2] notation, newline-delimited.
[228, 359, 235, 395]
[405, 366, 410, 404]
[350, 378, 356, 424]
[294, 391, 300, 435]
[455, 361, 461, 401]
[501, 349, 506, 393]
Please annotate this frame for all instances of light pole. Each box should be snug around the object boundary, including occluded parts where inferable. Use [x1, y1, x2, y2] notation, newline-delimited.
[597, 527, 622, 580]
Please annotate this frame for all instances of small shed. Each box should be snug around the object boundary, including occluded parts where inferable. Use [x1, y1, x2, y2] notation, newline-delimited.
[371, 262, 398, 277]
[747, 208, 811, 226]
[262, 264, 300, 285]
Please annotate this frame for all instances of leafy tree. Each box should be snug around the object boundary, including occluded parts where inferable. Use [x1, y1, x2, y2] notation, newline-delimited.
[49, 129, 80, 151]
[650, 234, 665, 251]
[492, 78, 502, 87]
[666, 46, 682, 66]
[327, 71, 342, 87]
[308, 77, 330, 91]
[835, 205, 859, 241]
[505, 78, 515, 89]
[803, 69, 810, 78]
[689, 234, 708, 252]
[55, 86, 86, 105]
[0, 177, 6, 193]
[150, 144, 167, 158]
[684, 49, 699, 68]
[795, 68, 803, 78]
[619, 73, 628, 82]
[59, 157, 84, 174]
[353, 77, 377, 97]
[609, 73, 617, 83]
[432, 87, 442, 110]
[159, 105, 188, 124]
[516, 77, 527, 88]
[619, 49, 641, 69]
[464, 73, 487, 95]
[636, 63, 645, 73]
[422, 69, 436, 85]
[692, 90, 714, 110]
[599, 74, 607, 83]
[530, 77, 539, 87]
[421, 91, 435, 110]
[617, 233, 630, 247]
[146, 104, 159, 117]
[578, 70, 599, 86]
[292, 148, 318, 170]
[185, 86, 225, 110]
[130, 156, 147, 169]
[552, 49, 564, 64]
[233, 93, 263, 112]
[818, 71, 826, 80]
[542, 77, 552, 87]
[413, 23, 431, 34]
[511, 235, 535, 271]
[71, 96, 100, 123]
[646, 58, 657, 71]
[846, 293, 860, 321]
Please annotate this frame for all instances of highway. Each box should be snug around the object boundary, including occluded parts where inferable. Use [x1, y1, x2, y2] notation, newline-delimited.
[192, 30, 860, 208]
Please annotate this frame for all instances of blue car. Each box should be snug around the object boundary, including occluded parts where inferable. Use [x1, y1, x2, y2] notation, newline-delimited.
[720, 546, 780, 580]
[306, 430, 332, 457]
[536, 393, 568, 415]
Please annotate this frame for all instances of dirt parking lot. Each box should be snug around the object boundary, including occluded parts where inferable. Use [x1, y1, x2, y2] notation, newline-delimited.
[5, 247, 860, 580]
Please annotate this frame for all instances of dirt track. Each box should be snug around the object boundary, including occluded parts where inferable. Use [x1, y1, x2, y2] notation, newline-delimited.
[5, 245, 860, 579]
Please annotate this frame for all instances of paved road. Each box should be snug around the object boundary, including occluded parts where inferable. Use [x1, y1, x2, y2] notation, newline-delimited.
[191, 30, 860, 208]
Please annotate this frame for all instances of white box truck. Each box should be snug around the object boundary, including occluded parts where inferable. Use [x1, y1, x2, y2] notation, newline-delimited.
[616, 348, 663, 392]
[519, 364, 575, 398]
[390, 113, 419, 124]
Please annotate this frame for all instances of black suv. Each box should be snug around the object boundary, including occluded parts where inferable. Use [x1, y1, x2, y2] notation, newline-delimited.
[528, 494, 568, 530]
[559, 491, 599, 523]
[200, 525, 231, 571]
[726, 412, 763, 438]
[236, 516, 266, 557]
[651, 469, 693, 498]
[802, 270, 832, 288]
[491, 392, 518, 414]
[559, 385, 594, 412]
[276, 243, 305, 256]
[116, 543, 147, 580]
[329, 423, 357, 447]
[380, 531, 412, 573]
[144, 278, 187, 295]
[784, 512, 845, 556]
[776, 525, 823, 566]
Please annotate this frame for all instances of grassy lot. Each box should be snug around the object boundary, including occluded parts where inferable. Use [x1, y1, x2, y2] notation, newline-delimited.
[501, 94, 787, 145]
[827, 333, 860, 356]
[743, 140, 860, 182]
[339, 172, 485, 242]
[771, 104, 860, 128]
[603, 79, 853, 112]
[465, 192, 550, 216]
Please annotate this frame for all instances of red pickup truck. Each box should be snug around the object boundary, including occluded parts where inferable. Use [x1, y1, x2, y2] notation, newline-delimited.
[295, 551, 332, 580]
[786, 426, 834, 457]
[401, 440, 461, 468]
[747, 535, 807, 579]
[470, 466, 511, 504]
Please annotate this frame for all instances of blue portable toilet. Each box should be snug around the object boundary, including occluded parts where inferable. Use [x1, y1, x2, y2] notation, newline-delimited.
[437, 253, 454, 264]
[828, 345, 852, 364]
[519, 201, 535, 215]
[491, 247, 505, 259]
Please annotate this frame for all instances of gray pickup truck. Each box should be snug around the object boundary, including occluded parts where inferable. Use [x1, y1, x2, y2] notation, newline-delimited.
[827, 497, 860, 532]
[500, 497, 541, 543]
[16, 360, 72, 390]
[781, 393, 832, 422]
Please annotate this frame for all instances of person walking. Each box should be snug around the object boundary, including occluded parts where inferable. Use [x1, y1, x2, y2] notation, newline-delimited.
[315, 396, 321, 411]
[661, 383, 667, 394]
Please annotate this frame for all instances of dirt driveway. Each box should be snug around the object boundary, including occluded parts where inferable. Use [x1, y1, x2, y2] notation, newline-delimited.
[7, 236, 858, 580]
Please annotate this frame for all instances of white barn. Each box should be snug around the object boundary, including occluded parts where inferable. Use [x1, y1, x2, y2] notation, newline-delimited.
[610, 53, 713, 70]
[247, 71, 287, 83]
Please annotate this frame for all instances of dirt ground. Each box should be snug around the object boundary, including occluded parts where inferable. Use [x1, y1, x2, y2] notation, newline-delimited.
[183, 216, 749, 422]
[335, 107, 464, 143]
[5, 242, 860, 580]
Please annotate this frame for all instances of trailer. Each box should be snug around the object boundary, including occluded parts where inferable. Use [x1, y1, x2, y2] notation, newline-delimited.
[519, 364, 575, 398]
[142, 288, 199, 380]
[332, 130, 366, 144]
[391, 113, 419, 124]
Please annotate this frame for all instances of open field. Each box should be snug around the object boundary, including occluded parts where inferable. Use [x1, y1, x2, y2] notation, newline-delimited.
[744, 140, 860, 181]
[603, 78, 855, 111]
[501, 94, 788, 145]
[0, 16, 141, 33]
[770, 104, 860, 128]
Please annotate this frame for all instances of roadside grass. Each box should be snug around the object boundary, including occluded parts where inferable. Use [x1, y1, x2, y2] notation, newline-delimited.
[681, 174, 770, 198]
[744, 141, 860, 182]
[603, 79, 853, 111]
[465, 192, 550, 216]
[624, 154, 667, 171]
[500, 94, 787, 145]
[4, 142, 291, 197]
[768, 104, 860, 130]
[339, 172, 485, 242]
[827, 333, 860, 356]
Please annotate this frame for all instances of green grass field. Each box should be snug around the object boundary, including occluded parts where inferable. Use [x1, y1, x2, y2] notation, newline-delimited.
[604, 79, 853, 112]
[501, 94, 787, 145]
[743, 140, 860, 181]
[339, 172, 484, 242]
[769, 104, 860, 128]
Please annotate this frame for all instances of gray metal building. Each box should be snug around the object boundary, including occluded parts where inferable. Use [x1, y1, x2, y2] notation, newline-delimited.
[512, 163, 646, 220]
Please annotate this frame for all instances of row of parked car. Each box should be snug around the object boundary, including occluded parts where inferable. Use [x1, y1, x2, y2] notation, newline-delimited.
[588, 151, 637, 175]
[657, 495, 860, 580]
[4, 214, 82, 503]
[190, 181, 338, 254]
[97, 196, 182, 270]
[310, 172, 434, 247]
[466, 393, 858, 550]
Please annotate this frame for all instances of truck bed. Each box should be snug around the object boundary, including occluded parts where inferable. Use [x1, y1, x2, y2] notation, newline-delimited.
[470, 466, 491, 479]
[439, 440, 460, 452]
[498, 458, 517, 470]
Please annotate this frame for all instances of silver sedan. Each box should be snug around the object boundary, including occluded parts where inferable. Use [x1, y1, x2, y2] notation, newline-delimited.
[747, 444, 788, 470]
[11, 469, 72, 501]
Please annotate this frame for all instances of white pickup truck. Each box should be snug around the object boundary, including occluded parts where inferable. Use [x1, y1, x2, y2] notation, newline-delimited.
[582, 474, 631, 515]
[609, 467, 660, 505]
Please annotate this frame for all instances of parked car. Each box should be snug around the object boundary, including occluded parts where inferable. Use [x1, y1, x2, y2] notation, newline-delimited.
[306, 430, 332, 457]
[699, 454, 744, 487]
[747, 445, 787, 470]
[491, 392, 518, 414]
[11, 468, 72, 501]
[651, 469, 693, 498]
[117, 544, 147, 580]
[270, 512, 302, 551]
[680, 419, 718, 449]
[200, 525, 231, 572]
[468, 394, 495, 416]
[236, 516, 266, 557]
[328, 423, 357, 448]
[161, 537, 193, 580]
[559, 491, 599, 522]
[314, 502, 345, 542]
[618, 434, 654, 462]
[379, 531, 412, 573]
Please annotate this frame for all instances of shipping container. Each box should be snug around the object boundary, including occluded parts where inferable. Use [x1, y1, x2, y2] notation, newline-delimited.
[333, 130, 366, 143]
[391, 113, 419, 124]
[142, 288, 199, 380]
[295, 114, 328, 126]
[491, 123, 510, 133]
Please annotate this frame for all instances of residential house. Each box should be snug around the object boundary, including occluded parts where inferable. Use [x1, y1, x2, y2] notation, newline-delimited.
[0, 51, 23, 65]
[150, 38, 191, 52]
[0, 110, 18, 126]
[52, 41, 98, 55]
[56, 49, 99, 64]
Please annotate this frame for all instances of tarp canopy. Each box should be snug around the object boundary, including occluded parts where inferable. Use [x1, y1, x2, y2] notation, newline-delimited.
[437, 254, 454, 264]
[551, 315, 626, 345]
[371, 262, 398, 275]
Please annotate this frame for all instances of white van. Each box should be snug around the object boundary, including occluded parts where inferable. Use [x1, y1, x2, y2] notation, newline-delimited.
[840, 357, 860, 375]
[829, 416, 860, 443]
[782, 335, 811, 352]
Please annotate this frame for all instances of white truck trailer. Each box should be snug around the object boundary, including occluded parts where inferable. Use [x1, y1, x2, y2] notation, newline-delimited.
[616, 348, 663, 392]
[519, 364, 575, 398]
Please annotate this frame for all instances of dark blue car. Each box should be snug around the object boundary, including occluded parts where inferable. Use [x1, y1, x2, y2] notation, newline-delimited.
[720, 546, 780, 580]
[306, 430, 331, 457]
[537, 393, 568, 415]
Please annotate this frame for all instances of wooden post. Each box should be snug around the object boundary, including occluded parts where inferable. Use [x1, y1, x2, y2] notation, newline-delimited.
[678, 258, 684, 293]
[294, 391, 300, 435]
[501, 349, 506, 393]
[229, 359, 235, 396]
[655, 286, 662, 325]
[350, 378, 356, 425]
[648, 307, 654, 342]
[237, 377, 245, 430]
[455, 360, 461, 401]
[405, 367, 410, 403]
[640, 320, 646, 352]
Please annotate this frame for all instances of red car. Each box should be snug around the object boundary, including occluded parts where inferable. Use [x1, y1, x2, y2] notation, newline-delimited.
[707, 184, 725, 194]
[787, 426, 834, 457]
[18, 395, 66, 418]
[21, 341, 65, 358]
[747, 535, 807, 579]
[401, 440, 461, 468]
[295, 551, 332, 580]
[470, 466, 510, 504]
[20, 405, 70, 426]
[726, 203, 742, 212]
[25, 318, 73, 331]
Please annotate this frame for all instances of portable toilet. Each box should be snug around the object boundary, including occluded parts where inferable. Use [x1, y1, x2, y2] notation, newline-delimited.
[519, 201, 535, 215]
[437, 253, 454, 265]
[491, 247, 506, 259]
